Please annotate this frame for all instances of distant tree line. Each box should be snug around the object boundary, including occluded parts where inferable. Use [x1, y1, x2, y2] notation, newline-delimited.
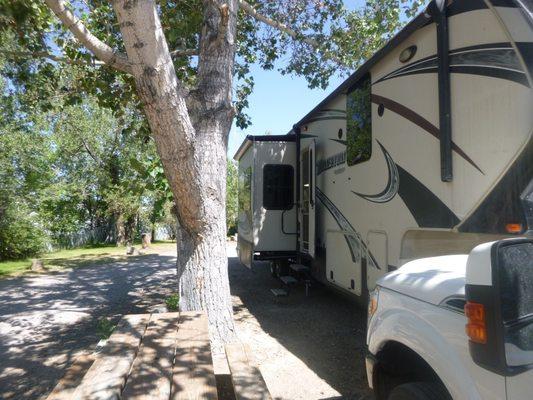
[0, 60, 240, 262]
[0, 64, 179, 260]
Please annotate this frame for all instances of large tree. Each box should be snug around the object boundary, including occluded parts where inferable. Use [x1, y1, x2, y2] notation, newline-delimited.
[1, 0, 424, 350]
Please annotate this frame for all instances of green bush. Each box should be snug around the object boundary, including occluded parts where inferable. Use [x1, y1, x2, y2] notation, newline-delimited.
[0, 203, 47, 261]
[96, 317, 116, 340]
[165, 294, 180, 311]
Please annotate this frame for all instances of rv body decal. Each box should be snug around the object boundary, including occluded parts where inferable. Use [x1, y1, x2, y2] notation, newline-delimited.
[345, 139, 459, 227]
[448, 0, 519, 17]
[317, 151, 346, 175]
[459, 136, 533, 234]
[370, 94, 484, 174]
[318, 138, 459, 228]
[352, 141, 400, 203]
[316, 188, 381, 270]
[374, 43, 530, 87]
[396, 164, 461, 228]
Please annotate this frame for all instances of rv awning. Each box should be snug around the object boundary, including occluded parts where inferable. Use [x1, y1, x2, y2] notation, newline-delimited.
[233, 134, 296, 161]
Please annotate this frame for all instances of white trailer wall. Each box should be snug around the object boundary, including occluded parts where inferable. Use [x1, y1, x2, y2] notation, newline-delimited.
[252, 140, 297, 252]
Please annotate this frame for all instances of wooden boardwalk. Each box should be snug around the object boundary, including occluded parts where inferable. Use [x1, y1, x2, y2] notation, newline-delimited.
[47, 312, 218, 400]
[46, 311, 271, 400]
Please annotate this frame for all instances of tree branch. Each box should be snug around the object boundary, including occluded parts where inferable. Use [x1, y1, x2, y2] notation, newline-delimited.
[238, 0, 344, 65]
[170, 48, 198, 57]
[81, 138, 100, 164]
[238, 0, 319, 47]
[0, 49, 105, 67]
[44, 0, 132, 74]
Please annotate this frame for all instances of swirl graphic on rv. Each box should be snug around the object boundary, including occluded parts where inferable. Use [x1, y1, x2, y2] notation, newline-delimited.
[316, 188, 381, 270]
[351, 140, 399, 203]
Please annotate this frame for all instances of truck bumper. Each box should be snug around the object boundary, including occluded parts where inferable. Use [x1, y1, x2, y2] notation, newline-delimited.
[365, 349, 377, 389]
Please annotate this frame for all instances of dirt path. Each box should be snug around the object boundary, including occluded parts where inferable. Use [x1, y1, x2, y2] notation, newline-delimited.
[0, 243, 371, 400]
[228, 243, 372, 400]
[0, 248, 178, 400]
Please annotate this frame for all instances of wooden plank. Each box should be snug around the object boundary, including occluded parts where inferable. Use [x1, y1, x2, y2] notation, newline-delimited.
[46, 352, 95, 400]
[72, 313, 151, 400]
[225, 343, 271, 400]
[171, 311, 218, 400]
[121, 312, 180, 400]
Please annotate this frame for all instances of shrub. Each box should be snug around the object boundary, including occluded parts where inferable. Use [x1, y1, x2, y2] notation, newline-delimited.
[0, 202, 47, 261]
[96, 317, 116, 340]
[165, 294, 180, 311]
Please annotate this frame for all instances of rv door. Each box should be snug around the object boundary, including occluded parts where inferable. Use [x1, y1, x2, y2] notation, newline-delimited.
[301, 140, 316, 257]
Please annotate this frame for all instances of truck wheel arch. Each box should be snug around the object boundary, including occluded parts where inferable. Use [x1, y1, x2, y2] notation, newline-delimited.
[372, 340, 451, 400]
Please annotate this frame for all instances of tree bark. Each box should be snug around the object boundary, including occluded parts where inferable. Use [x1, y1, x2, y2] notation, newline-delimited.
[112, 0, 237, 351]
[116, 213, 126, 246]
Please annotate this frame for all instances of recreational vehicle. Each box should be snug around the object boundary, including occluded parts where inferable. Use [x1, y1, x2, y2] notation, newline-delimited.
[234, 0, 533, 304]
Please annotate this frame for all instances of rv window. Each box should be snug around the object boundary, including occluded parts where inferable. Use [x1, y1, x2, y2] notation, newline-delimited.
[263, 164, 294, 210]
[346, 75, 372, 166]
[238, 166, 252, 225]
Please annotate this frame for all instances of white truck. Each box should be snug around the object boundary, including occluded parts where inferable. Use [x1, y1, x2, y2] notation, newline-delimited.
[366, 238, 533, 400]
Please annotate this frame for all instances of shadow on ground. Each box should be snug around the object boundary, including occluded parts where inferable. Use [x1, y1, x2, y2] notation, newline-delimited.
[0, 252, 177, 400]
[228, 256, 371, 400]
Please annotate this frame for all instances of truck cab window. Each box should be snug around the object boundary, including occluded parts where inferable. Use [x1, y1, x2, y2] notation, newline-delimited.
[346, 74, 372, 166]
[498, 242, 533, 366]
[263, 164, 294, 210]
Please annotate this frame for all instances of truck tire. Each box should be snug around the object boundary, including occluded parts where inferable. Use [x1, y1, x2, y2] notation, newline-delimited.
[387, 382, 451, 400]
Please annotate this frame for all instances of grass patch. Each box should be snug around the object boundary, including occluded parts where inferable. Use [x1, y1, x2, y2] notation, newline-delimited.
[165, 294, 180, 311]
[0, 259, 34, 277]
[0, 241, 176, 278]
[96, 317, 116, 340]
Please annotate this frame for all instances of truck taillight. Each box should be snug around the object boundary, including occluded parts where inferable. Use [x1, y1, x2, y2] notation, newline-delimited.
[505, 223, 522, 234]
[465, 302, 487, 344]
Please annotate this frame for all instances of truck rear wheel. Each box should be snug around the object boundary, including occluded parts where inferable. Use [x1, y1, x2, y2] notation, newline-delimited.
[387, 382, 450, 400]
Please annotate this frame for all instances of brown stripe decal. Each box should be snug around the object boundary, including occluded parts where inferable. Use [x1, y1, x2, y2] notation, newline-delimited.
[371, 94, 484, 174]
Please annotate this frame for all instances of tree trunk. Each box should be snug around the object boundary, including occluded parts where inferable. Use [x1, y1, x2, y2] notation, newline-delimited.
[113, 0, 237, 351]
[116, 213, 126, 246]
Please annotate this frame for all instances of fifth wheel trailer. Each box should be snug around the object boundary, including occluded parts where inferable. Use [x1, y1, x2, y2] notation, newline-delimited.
[234, 0, 533, 301]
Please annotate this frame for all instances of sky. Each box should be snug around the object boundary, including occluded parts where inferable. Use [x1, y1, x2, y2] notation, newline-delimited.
[227, 63, 346, 158]
[227, 0, 369, 158]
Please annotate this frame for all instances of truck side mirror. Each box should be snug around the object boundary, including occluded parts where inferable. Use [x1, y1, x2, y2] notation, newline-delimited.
[465, 238, 533, 376]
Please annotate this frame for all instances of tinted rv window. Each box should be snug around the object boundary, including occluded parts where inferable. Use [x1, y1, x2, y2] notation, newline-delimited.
[346, 75, 372, 166]
[263, 164, 294, 210]
[238, 166, 252, 225]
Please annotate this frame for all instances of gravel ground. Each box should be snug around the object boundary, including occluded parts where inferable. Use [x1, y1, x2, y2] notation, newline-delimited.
[0, 243, 371, 400]
[0, 247, 178, 400]
[228, 243, 372, 400]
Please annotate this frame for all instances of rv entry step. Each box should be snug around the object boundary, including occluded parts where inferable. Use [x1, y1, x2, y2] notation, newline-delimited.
[279, 276, 298, 285]
[290, 264, 309, 273]
[270, 288, 288, 297]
